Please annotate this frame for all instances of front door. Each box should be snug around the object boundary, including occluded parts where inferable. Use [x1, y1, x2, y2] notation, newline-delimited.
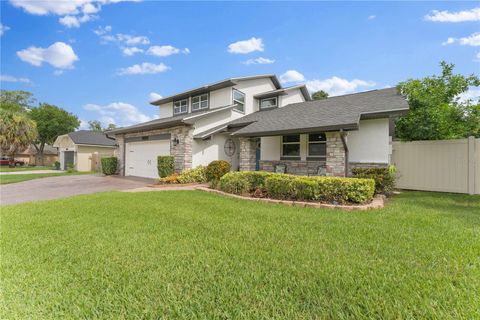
[255, 139, 261, 171]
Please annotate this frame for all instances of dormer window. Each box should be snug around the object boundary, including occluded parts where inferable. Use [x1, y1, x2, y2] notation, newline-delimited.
[192, 93, 209, 112]
[173, 99, 188, 115]
[260, 97, 278, 110]
[233, 89, 245, 113]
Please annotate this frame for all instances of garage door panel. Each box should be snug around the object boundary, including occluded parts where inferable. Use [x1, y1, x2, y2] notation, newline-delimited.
[125, 140, 170, 179]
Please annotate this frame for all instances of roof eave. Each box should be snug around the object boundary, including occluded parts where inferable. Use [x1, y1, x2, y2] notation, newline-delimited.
[232, 123, 359, 137]
[109, 119, 186, 135]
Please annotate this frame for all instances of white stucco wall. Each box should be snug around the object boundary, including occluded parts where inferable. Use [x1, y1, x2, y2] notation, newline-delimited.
[260, 134, 308, 161]
[347, 118, 390, 163]
[209, 87, 232, 109]
[76, 145, 116, 172]
[278, 88, 306, 107]
[192, 134, 239, 170]
[234, 78, 277, 114]
[159, 102, 173, 119]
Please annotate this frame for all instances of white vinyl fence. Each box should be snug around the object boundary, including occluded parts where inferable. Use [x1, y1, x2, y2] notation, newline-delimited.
[392, 137, 479, 195]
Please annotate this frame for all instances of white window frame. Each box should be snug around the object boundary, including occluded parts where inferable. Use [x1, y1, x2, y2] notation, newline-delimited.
[307, 133, 327, 158]
[260, 97, 278, 110]
[173, 98, 188, 115]
[191, 93, 209, 112]
[281, 135, 301, 158]
[232, 89, 245, 113]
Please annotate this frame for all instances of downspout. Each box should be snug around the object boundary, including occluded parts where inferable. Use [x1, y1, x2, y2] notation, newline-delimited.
[339, 129, 349, 177]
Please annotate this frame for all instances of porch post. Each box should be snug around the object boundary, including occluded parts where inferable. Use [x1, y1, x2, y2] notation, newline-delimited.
[326, 132, 346, 177]
[239, 137, 256, 171]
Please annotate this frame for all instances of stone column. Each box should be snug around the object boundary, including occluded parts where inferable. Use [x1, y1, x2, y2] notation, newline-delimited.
[239, 137, 256, 171]
[115, 134, 125, 176]
[326, 132, 346, 177]
[170, 126, 193, 173]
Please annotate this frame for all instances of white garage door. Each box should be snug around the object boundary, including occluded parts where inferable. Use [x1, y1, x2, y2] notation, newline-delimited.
[125, 140, 170, 179]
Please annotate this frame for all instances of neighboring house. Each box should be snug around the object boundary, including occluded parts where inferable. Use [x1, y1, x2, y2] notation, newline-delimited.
[15, 144, 58, 166]
[53, 130, 117, 171]
[110, 74, 408, 179]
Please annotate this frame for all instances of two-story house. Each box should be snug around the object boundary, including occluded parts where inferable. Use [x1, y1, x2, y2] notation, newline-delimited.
[110, 74, 408, 179]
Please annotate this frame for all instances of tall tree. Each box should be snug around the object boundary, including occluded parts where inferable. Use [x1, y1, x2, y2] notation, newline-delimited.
[0, 90, 36, 112]
[396, 61, 480, 140]
[88, 120, 103, 131]
[29, 103, 80, 165]
[0, 110, 37, 166]
[312, 90, 329, 100]
[105, 123, 117, 131]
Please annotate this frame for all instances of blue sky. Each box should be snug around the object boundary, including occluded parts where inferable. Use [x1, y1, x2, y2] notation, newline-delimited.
[1, 1, 479, 129]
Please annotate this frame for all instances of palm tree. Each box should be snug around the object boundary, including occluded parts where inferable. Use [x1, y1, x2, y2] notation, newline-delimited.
[0, 109, 38, 167]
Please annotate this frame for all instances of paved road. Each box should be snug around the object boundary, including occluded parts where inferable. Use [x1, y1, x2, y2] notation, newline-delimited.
[0, 170, 63, 175]
[1, 175, 152, 206]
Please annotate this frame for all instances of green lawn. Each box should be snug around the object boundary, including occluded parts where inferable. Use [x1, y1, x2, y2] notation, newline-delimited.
[0, 166, 52, 172]
[0, 171, 93, 184]
[1, 191, 479, 319]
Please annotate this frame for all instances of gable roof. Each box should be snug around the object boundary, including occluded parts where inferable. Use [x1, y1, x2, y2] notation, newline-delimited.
[150, 74, 281, 105]
[68, 130, 117, 147]
[229, 88, 409, 137]
[253, 84, 312, 101]
[18, 144, 58, 155]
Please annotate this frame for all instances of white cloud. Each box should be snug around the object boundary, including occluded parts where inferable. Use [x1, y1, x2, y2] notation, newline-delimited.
[228, 37, 264, 54]
[280, 70, 305, 83]
[149, 92, 163, 102]
[117, 62, 170, 75]
[0, 75, 31, 83]
[17, 42, 78, 69]
[306, 76, 376, 96]
[243, 57, 275, 65]
[147, 45, 180, 57]
[94, 25, 112, 36]
[79, 119, 90, 130]
[458, 88, 480, 103]
[122, 47, 143, 56]
[475, 52, 480, 61]
[9, 0, 133, 28]
[368, 15, 376, 20]
[183, 48, 190, 54]
[442, 32, 480, 46]
[97, 28, 150, 45]
[83, 102, 154, 127]
[0, 23, 10, 36]
[425, 8, 480, 22]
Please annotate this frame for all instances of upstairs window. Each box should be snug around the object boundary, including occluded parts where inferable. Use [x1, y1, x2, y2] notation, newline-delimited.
[260, 97, 277, 110]
[308, 133, 327, 158]
[173, 99, 188, 115]
[192, 93, 208, 111]
[282, 135, 300, 158]
[233, 89, 245, 113]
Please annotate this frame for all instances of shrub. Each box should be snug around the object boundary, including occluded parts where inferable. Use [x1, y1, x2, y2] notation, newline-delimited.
[54, 161, 60, 170]
[101, 157, 117, 175]
[177, 166, 207, 184]
[219, 173, 250, 194]
[264, 174, 375, 204]
[159, 173, 179, 184]
[205, 160, 230, 185]
[219, 171, 275, 194]
[157, 156, 175, 178]
[352, 166, 396, 194]
[66, 162, 75, 173]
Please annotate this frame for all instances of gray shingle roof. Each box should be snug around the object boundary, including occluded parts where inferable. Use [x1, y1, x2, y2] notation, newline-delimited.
[230, 88, 408, 136]
[253, 84, 312, 101]
[68, 130, 117, 146]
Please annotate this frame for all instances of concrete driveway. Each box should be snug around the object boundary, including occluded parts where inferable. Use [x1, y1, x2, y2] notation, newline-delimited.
[1, 175, 153, 206]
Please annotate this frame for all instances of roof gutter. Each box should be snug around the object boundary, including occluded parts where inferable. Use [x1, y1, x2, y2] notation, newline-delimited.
[232, 123, 358, 137]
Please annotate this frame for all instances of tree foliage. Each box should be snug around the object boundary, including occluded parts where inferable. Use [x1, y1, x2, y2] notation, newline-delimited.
[88, 120, 117, 132]
[0, 90, 36, 113]
[312, 90, 329, 100]
[396, 61, 480, 140]
[29, 103, 80, 164]
[0, 110, 37, 164]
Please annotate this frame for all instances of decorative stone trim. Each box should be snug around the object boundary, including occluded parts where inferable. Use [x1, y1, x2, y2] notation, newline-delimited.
[326, 132, 346, 177]
[260, 160, 326, 176]
[196, 187, 385, 211]
[114, 125, 194, 175]
[239, 137, 257, 171]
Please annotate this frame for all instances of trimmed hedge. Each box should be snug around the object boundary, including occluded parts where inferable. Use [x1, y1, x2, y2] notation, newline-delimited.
[352, 166, 396, 194]
[219, 171, 375, 204]
[205, 160, 231, 185]
[157, 156, 175, 178]
[177, 166, 207, 184]
[101, 157, 117, 175]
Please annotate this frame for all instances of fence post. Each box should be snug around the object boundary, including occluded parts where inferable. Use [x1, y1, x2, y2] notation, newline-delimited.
[468, 136, 475, 195]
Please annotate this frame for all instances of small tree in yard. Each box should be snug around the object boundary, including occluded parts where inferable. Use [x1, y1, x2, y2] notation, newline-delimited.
[29, 103, 80, 165]
[312, 90, 329, 100]
[0, 110, 37, 166]
[396, 61, 480, 140]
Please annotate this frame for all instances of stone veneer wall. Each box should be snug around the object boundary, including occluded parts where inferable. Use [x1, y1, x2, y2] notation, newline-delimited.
[326, 132, 346, 177]
[239, 137, 257, 171]
[115, 125, 193, 175]
[260, 160, 326, 176]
